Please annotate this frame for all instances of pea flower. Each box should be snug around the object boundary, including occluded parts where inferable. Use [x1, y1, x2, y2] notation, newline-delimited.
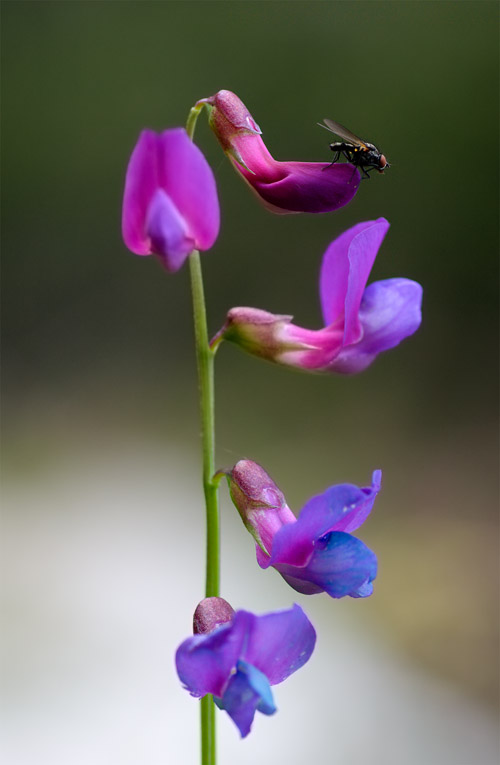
[122, 128, 220, 272]
[225, 460, 380, 599]
[212, 217, 423, 374]
[176, 597, 316, 737]
[196, 89, 360, 214]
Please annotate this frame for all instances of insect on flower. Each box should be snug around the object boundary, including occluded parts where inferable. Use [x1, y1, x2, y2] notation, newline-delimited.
[320, 118, 389, 179]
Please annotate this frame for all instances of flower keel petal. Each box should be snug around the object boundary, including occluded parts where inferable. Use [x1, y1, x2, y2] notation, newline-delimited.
[145, 189, 194, 271]
[276, 531, 378, 599]
[216, 660, 276, 738]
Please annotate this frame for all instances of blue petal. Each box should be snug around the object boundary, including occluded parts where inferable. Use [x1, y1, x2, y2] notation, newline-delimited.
[351, 580, 374, 598]
[216, 660, 276, 738]
[276, 531, 377, 599]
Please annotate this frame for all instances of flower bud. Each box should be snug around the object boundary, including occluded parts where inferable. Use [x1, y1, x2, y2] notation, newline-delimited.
[199, 90, 262, 171]
[226, 460, 296, 554]
[193, 597, 235, 635]
[211, 307, 313, 359]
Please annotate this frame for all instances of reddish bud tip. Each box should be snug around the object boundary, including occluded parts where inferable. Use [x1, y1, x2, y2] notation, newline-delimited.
[193, 597, 235, 635]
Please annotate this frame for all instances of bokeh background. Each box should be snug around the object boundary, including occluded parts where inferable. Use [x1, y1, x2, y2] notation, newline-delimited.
[2, 2, 498, 763]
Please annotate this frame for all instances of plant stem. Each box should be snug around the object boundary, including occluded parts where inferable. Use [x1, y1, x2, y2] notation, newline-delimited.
[189, 249, 219, 765]
[186, 103, 204, 141]
[189, 250, 220, 598]
[200, 695, 216, 765]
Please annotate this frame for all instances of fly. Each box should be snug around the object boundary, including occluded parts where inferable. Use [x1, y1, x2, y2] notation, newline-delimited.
[320, 118, 389, 179]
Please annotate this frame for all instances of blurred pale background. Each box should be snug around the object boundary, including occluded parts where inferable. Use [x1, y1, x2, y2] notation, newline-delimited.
[2, 2, 498, 764]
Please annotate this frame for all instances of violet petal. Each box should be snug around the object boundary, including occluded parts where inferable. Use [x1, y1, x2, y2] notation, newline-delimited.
[299, 470, 382, 535]
[319, 219, 390, 343]
[157, 128, 220, 251]
[122, 129, 159, 255]
[145, 189, 194, 272]
[328, 278, 423, 374]
[175, 611, 251, 698]
[241, 604, 316, 686]
[262, 473, 380, 569]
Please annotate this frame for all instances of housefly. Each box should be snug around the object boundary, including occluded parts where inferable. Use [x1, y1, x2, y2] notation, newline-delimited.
[320, 118, 389, 179]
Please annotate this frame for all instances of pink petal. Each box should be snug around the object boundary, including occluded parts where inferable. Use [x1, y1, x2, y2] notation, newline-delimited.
[122, 129, 159, 254]
[241, 159, 360, 214]
[157, 128, 220, 251]
[122, 128, 220, 260]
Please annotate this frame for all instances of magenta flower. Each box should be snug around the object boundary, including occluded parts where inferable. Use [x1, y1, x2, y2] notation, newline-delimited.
[226, 460, 380, 599]
[122, 128, 220, 272]
[176, 598, 316, 737]
[197, 89, 360, 214]
[212, 218, 423, 373]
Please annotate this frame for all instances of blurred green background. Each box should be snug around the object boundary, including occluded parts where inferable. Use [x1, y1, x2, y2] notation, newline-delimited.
[2, 1, 498, 761]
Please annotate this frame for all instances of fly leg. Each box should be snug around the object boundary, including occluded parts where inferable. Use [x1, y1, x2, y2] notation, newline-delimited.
[349, 166, 359, 184]
[322, 149, 341, 171]
[342, 150, 362, 184]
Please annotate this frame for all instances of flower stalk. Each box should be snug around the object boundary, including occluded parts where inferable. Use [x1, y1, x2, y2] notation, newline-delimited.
[186, 113, 219, 764]
[189, 250, 219, 765]
[189, 250, 220, 599]
[186, 102, 205, 142]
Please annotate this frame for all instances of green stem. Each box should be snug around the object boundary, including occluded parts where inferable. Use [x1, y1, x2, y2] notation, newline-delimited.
[189, 249, 219, 765]
[186, 102, 205, 141]
[189, 250, 220, 598]
[200, 695, 216, 765]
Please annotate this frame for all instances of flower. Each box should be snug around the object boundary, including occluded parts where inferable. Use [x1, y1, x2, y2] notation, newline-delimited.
[196, 89, 360, 214]
[122, 128, 220, 272]
[176, 597, 316, 737]
[226, 460, 380, 598]
[212, 218, 423, 373]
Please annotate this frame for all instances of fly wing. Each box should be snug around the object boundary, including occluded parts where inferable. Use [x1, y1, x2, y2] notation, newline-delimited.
[321, 118, 368, 148]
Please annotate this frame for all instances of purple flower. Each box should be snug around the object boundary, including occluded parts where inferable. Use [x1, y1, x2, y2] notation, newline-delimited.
[197, 89, 360, 213]
[226, 460, 381, 599]
[176, 597, 316, 737]
[212, 218, 423, 373]
[122, 128, 220, 272]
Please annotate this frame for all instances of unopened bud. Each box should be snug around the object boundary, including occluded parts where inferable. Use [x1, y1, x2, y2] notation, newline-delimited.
[193, 597, 235, 635]
[226, 460, 296, 554]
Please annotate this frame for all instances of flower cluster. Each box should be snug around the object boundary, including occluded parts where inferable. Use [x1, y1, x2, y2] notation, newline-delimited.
[121, 89, 423, 739]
